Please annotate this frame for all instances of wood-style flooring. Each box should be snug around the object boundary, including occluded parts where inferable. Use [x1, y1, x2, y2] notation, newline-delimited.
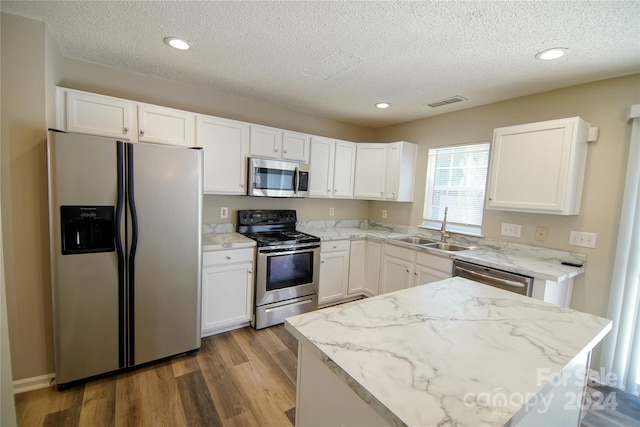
[15, 325, 298, 427]
[14, 324, 640, 427]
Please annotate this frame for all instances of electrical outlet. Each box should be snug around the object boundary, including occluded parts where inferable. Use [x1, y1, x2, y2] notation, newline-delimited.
[569, 231, 597, 248]
[220, 207, 228, 219]
[329, 207, 335, 217]
[535, 226, 548, 242]
[501, 223, 522, 238]
[382, 209, 388, 219]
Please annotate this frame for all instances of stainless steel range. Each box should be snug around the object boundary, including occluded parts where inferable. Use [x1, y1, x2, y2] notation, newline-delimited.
[237, 210, 320, 329]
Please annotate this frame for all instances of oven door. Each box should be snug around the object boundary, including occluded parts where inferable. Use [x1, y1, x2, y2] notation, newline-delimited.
[256, 244, 320, 306]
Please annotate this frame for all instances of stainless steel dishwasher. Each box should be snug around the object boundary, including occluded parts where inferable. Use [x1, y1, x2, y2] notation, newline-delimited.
[452, 260, 533, 296]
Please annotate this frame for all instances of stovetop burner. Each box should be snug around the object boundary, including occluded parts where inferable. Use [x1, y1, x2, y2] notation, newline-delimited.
[237, 210, 320, 247]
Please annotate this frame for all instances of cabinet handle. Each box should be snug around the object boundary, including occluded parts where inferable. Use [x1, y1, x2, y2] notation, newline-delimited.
[284, 149, 288, 153]
[140, 130, 145, 136]
[123, 127, 129, 133]
[240, 183, 245, 188]
[327, 189, 331, 192]
[381, 192, 384, 196]
[225, 256, 231, 260]
[321, 260, 325, 263]
[248, 270, 253, 274]
[406, 269, 410, 273]
[274, 148, 279, 153]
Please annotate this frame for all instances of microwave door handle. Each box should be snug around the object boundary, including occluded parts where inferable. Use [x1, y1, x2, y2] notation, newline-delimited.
[294, 166, 299, 196]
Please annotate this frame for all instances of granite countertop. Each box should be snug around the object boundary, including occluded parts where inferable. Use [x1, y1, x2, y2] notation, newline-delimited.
[285, 277, 612, 427]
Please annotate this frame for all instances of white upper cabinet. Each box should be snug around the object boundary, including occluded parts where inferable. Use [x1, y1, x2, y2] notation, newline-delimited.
[309, 137, 355, 198]
[333, 141, 356, 198]
[196, 115, 249, 195]
[282, 131, 311, 162]
[58, 87, 195, 146]
[137, 103, 195, 147]
[354, 143, 387, 200]
[354, 141, 417, 201]
[249, 125, 282, 159]
[384, 141, 417, 202]
[486, 117, 590, 215]
[62, 89, 135, 139]
[249, 125, 310, 162]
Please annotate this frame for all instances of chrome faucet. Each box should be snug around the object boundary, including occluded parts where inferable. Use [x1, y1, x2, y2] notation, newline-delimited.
[440, 207, 450, 242]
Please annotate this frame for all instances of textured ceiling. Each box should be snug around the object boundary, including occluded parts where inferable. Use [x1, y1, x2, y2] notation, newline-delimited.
[2, 1, 639, 128]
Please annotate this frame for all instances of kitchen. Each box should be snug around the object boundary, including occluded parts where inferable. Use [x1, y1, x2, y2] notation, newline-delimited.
[1, 1, 640, 426]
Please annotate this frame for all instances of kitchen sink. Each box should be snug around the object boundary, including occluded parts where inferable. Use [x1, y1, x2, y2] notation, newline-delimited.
[423, 242, 474, 252]
[394, 236, 437, 245]
[393, 236, 475, 253]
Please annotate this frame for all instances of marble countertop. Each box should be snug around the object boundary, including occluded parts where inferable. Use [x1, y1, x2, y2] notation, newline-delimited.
[200, 222, 585, 281]
[299, 226, 584, 282]
[202, 232, 255, 252]
[285, 277, 611, 427]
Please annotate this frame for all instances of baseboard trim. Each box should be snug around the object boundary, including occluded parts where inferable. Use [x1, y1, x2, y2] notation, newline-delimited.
[13, 372, 55, 394]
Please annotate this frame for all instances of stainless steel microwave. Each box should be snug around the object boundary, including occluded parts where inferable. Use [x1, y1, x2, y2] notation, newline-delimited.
[247, 157, 310, 198]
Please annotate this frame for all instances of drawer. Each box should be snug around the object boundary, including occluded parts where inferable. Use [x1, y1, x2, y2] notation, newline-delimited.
[321, 240, 350, 253]
[416, 251, 453, 273]
[384, 243, 415, 261]
[203, 247, 254, 266]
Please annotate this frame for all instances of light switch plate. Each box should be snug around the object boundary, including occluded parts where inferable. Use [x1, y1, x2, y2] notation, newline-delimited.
[329, 207, 335, 217]
[382, 209, 388, 219]
[220, 207, 228, 219]
[501, 223, 521, 238]
[535, 226, 548, 241]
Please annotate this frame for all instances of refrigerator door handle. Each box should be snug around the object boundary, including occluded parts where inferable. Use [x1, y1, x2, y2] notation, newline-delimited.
[115, 141, 127, 369]
[126, 143, 139, 366]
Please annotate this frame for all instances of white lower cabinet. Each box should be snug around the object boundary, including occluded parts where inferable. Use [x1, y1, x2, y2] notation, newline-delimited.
[318, 240, 350, 306]
[201, 248, 254, 336]
[381, 244, 415, 294]
[382, 243, 453, 293]
[414, 251, 453, 286]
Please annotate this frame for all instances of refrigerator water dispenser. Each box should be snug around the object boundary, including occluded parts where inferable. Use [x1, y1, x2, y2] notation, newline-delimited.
[60, 205, 115, 254]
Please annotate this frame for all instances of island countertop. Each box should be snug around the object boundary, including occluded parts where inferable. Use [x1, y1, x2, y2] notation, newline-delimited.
[285, 277, 611, 427]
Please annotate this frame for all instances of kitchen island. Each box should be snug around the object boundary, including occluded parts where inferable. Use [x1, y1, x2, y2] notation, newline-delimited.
[285, 277, 611, 426]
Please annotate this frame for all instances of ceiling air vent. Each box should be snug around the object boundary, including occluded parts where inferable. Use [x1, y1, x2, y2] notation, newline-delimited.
[427, 96, 467, 108]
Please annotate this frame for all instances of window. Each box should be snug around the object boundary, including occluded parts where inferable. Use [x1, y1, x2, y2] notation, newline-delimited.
[422, 142, 490, 236]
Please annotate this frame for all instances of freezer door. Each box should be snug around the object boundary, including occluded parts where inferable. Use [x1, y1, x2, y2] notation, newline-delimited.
[127, 142, 203, 366]
[47, 131, 122, 385]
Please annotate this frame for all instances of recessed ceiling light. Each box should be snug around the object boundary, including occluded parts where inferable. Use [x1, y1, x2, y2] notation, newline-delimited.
[164, 37, 190, 50]
[535, 48, 567, 61]
[375, 102, 390, 109]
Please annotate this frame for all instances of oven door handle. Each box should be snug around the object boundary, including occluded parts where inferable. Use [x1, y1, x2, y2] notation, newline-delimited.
[259, 245, 320, 255]
[456, 266, 525, 288]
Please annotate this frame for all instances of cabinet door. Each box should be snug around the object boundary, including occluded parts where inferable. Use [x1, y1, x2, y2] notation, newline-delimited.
[347, 240, 366, 295]
[384, 142, 401, 200]
[381, 255, 413, 294]
[354, 144, 387, 200]
[333, 141, 356, 198]
[282, 131, 311, 162]
[249, 125, 282, 159]
[197, 115, 249, 194]
[318, 251, 349, 305]
[65, 90, 135, 139]
[414, 265, 451, 287]
[486, 117, 588, 215]
[201, 262, 253, 334]
[309, 137, 335, 198]
[137, 104, 195, 147]
[364, 240, 382, 296]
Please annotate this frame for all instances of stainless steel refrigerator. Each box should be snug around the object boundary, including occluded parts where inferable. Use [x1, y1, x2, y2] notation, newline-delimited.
[47, 130, 203, 389]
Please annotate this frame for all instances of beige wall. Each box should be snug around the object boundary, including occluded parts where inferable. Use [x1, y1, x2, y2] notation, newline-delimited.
[2, 11, 638, 382]
[372, 74, 640, 323]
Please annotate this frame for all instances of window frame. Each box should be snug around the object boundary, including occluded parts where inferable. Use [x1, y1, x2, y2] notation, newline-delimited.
[420, 141, 491, 237]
